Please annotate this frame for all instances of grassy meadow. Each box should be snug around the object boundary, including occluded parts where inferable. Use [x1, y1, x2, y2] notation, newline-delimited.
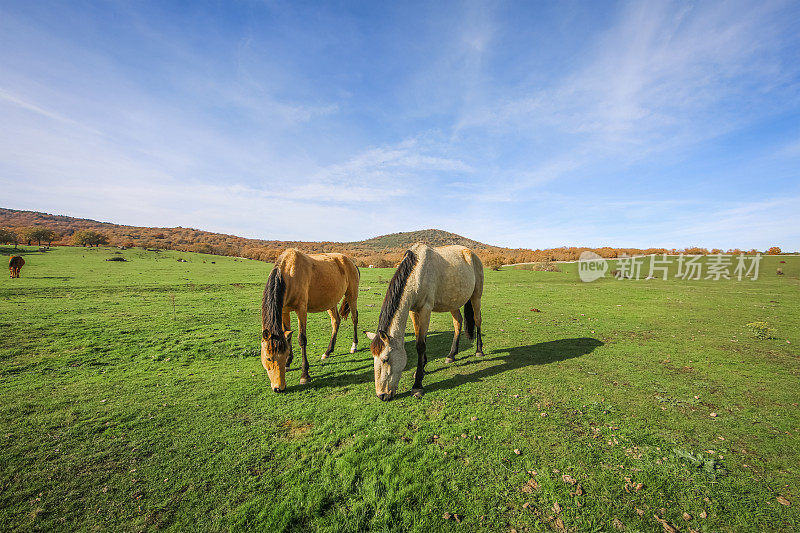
[1, 246, 799, 532]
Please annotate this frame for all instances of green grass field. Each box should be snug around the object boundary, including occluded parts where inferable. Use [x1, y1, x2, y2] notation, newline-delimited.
[1, 246, 798, 532]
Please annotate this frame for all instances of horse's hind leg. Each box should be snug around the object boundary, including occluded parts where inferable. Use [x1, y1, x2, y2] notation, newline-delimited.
[472, 295, 484, 356]
[322, 307, 340, 360]
[445, 309, 462, 364]
[411, 308, 431, 398]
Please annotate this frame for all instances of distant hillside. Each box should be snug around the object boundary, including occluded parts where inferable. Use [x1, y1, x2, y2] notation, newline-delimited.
[1, 207, 760, 265]
[0, 208, 505, 266]
[349, 229, 492, 250]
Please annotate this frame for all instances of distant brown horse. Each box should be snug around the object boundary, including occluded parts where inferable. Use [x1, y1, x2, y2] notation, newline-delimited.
[8, 256, 24, 278]
[261, 249, 360, 392]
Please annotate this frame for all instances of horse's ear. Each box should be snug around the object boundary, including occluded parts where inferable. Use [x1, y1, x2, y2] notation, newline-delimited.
[364, 331, 377, 341]
[379, 330, 390, 343]
[284, 330, 293, 342]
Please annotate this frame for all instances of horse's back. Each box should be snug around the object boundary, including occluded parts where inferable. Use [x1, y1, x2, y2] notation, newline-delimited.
[279, 249, 354, 312]
[412, 244, 479, 312]
[308, 252, 357, 277]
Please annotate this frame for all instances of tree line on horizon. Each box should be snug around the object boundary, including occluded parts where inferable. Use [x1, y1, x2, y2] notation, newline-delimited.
[0, 208, 787, 267]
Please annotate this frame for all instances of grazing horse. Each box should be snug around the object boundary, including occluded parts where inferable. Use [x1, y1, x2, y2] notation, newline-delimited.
[366, 243, 484, 401]
[261, 248, 360, 392]
[8, 256, 24, 278]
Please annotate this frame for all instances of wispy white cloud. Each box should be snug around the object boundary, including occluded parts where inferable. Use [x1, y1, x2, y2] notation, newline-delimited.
[453, 0, 799, 194]
[307, 138, 473, 194]
[0, 89, 81, 126]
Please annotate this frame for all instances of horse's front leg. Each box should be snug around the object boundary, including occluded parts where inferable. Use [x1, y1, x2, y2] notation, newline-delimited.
[411, 308, 431, 398]
[297, 309, 310, 384]
[283, 309, 293, 369]
[350, 305, 359, 353]
[322, 307, 340, 360]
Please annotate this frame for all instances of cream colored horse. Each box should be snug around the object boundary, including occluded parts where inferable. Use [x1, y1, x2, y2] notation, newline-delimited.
[261, 249, 360, 392]
[366, 243, 484, 401]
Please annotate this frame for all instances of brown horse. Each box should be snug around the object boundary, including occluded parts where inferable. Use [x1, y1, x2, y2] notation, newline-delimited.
[8, 256, 24, 278]
[261, 248, 360, 392]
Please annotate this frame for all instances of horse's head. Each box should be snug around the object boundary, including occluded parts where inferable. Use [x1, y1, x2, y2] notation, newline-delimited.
[261, 330, 293, 392]
[365, 330, 406, 401]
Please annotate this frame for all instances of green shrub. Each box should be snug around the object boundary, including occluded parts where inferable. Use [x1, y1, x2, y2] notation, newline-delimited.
[746, 321, 774, 339]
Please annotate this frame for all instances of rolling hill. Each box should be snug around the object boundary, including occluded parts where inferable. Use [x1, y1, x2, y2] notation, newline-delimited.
[349, 229, 490, 250]
[0, 207, 504, 265]
[2, 207, 759, 265]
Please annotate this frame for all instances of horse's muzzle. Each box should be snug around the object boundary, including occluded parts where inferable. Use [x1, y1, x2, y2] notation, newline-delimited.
[273, 387, 285, 393]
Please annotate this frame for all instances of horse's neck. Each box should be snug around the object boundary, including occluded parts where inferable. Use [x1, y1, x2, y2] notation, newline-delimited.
[387, 284, 418, 339]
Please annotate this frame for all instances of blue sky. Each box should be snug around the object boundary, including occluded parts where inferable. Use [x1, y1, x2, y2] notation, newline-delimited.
[1, 1, 799, 249]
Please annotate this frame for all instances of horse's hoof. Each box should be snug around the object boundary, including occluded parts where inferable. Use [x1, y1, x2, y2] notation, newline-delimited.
[476, 352, 485, 357]
[299, 377, 310, 384]
[444, 357, 455, 364]
[350, 343, 357, 353]
[412, 388, 424, 398]
[320, 354, 328, 360]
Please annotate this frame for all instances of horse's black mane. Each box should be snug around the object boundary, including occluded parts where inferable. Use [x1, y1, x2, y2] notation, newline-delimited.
[262, 266, 287, 353]
[371, 249, 417, 355]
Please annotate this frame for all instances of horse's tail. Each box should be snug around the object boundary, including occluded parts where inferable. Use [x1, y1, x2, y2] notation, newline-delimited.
[339, 299, 351, 321]
[464, 299, 475, 340]
[339, 259, 359, 321]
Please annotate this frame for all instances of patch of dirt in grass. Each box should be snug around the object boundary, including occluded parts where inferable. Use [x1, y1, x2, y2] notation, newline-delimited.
[520, 476, 539, 493]
[425, 399, 445, 418]
[281, 419, 313, 439]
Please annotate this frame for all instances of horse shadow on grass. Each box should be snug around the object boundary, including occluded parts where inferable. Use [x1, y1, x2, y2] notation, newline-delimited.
[421, 336, 603, 394]
[293, 332, 603, 395]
